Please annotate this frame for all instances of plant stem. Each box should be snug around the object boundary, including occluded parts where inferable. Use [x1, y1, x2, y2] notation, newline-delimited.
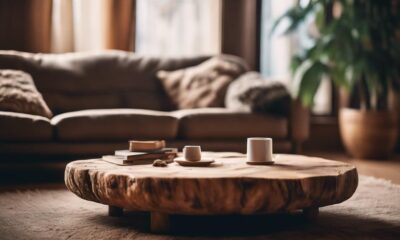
[359, 74, 371, 110]
[377, 83, 388, 111]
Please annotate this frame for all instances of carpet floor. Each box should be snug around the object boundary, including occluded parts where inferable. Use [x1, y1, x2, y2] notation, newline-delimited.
[0, 176, 399, 240]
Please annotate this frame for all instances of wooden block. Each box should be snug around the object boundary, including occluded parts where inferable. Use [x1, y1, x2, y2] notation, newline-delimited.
[108, 205, 123, 217]
[129, 140, 166, 152]
[150, 212, 170, 233]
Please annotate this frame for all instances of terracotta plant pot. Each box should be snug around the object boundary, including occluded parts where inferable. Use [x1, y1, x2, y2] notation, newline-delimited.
[339, 108, 398, 159]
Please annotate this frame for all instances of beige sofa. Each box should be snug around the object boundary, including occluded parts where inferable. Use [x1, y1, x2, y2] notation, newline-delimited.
[0, 50, 309, 158]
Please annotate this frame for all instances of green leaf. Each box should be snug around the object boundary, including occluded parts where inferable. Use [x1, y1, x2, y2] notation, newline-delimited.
[276, 0, 400, 106]
[270, 2, 319, 36]
[314, 4, 325, 31]
[295, 61, 328, 107]
[290, 55, 304, 74]
[269, 8, 298, 36]
[330, 67, 350, 91]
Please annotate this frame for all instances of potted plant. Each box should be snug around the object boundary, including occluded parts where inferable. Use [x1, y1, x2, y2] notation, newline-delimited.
[272, 0, 400, 158]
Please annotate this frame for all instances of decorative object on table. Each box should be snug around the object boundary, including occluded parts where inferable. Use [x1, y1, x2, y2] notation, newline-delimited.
[129, 140, 166, 151]
[157, 55, 248, 109]
[246, 137, 275, 165]
[65, 153, 358, 233]
[0, 69, 53, 118]
[272, 0, 399, 159]
[114, 148, 176, 160]
[102, 151, 176, 166]
[174, 145, 215, 167]
[101, 140, 177, 166]
[182, 145, 202, 161]
[152, 159, 168, 167]
[225, 72, 291, 116]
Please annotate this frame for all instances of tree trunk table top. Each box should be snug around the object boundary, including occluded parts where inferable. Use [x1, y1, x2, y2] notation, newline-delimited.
[65, 153, 358, 215]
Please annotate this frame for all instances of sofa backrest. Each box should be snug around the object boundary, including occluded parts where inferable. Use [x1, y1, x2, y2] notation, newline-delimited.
[0, 50, 210, 113]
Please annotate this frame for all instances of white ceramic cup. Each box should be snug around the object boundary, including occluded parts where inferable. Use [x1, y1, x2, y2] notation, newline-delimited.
[183, 146, 202, 162]
[247, 138, 273, 162]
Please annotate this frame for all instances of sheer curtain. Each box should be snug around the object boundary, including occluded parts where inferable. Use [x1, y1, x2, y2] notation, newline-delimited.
[135, 0, 221, 57]
[260, 0, 295, 82]
[51, 0, 135, 52]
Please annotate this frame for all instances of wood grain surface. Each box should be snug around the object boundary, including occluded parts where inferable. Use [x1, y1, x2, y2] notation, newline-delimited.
[65, 153, 358, 215]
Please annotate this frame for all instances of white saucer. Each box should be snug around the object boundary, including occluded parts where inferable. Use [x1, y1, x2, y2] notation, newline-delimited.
[246, 161, 274, 165]
[174, 157, 215, 167]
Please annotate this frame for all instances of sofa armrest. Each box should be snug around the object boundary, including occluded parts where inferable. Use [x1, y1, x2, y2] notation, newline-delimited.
[288, 99, 310, 153]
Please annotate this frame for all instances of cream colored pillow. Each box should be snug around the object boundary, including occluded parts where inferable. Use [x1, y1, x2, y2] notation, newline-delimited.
[157, 55, 248, 109]
[0, 69, 53, 118]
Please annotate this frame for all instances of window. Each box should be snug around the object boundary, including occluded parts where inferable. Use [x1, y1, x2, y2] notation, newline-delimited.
[260, 0, 332, 115]
[135, 0, 221, 57]
[260, 0, 295, 80]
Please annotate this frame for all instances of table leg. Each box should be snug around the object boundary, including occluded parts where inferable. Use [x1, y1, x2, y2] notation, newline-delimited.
[150, 212, 170, 233]
[108, 205, 123, 217]
[303, 207, 319, 221]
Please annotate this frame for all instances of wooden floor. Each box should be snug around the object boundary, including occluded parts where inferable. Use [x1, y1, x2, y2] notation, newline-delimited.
[304, 151, 400, 185]
[0, 151, 399, 192]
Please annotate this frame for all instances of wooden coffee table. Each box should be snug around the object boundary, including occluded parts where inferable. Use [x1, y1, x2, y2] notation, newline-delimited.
[65, 153, 358, 232]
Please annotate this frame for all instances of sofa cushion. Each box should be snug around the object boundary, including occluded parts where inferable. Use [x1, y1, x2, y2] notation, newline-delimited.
[0, 70, 53, 118]
[173, 108, 288, 139]
[51, 109, 179, 141]
[0, 111, 53, 141]
[157, 55, 248, 109]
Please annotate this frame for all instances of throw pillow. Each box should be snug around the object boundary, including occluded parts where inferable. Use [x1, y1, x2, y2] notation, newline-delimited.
[0, 69, 53, 118]
[225, 72, 291, 115]
[157, 55, 248, 109]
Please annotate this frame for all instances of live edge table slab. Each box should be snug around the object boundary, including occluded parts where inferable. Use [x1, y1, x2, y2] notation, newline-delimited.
[65, 153, 358, 233]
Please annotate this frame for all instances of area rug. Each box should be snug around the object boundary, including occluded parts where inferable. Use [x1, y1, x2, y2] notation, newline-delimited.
[0, 176, 399, 240]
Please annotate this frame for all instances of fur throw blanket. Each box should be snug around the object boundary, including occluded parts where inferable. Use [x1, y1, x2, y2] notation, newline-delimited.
[225, 72, 291, 115]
